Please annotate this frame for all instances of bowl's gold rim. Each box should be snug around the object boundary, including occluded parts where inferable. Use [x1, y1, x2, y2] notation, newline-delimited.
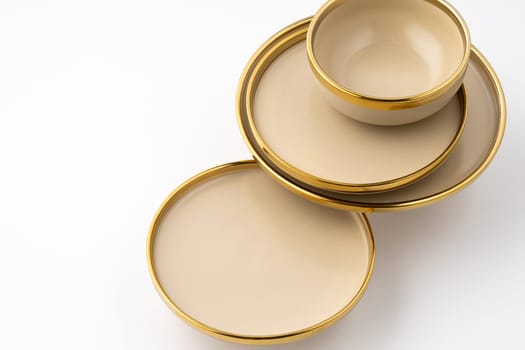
[306, 0, 472, 110]
[146, 160, 376, 344]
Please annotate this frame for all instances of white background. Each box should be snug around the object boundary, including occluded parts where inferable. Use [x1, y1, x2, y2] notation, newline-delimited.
[0, 0, 523, 349]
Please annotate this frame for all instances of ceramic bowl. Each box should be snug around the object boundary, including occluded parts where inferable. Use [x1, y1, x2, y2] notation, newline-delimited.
[307, 0, 471, 125]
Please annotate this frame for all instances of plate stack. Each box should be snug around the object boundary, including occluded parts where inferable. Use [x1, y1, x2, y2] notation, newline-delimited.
[147, 0, 506, 345]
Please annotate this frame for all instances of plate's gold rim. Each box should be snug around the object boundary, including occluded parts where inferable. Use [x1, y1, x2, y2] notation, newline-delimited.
[306, 0, 471, 110]
[238, 17, 468, 194]
[237, 19, 506, 212]
[146, 160, 376, 344]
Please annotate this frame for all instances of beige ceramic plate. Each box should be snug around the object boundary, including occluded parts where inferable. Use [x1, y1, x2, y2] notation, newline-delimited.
[147, 161, 374, 344]
[239, 19, 506, 212]
[238, 18, 467, 193]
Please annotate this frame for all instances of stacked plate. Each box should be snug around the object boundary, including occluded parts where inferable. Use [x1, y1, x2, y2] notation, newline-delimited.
[147, 0, 506, 345]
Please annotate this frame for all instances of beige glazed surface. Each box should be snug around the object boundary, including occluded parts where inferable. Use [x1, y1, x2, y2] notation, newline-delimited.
[239, 19, 505, 211]
[308, 0, 470, 125]
[249, 39, 465, 192]
[148, 163, 374, 343]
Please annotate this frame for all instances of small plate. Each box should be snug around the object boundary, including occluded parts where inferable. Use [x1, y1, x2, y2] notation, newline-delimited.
[147, 161, 374, 344]
[238, 18, 467, 193]
[239, 20, 505, 212]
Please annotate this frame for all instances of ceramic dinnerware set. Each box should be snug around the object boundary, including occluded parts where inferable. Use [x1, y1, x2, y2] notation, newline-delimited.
[147, 0, 506, 345]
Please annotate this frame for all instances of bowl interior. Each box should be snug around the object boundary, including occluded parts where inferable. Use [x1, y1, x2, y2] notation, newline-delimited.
[312, 0, 466, 99]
